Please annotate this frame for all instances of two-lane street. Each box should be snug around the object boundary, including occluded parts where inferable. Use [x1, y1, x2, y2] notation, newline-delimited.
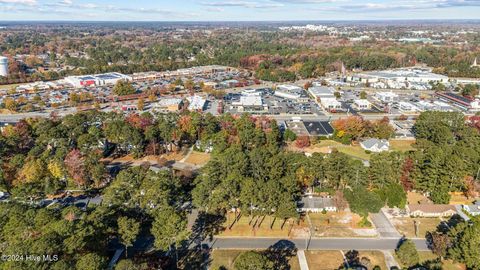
[205, 237, 429, 251]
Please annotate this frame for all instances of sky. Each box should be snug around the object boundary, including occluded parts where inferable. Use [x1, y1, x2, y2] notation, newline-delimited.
[0, 0, 480, 21]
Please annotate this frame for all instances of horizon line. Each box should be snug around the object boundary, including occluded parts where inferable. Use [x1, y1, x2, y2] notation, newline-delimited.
[1, 19, 480, 23]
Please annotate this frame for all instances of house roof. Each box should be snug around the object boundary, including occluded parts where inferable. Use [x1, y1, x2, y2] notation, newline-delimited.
[361, 138, 389, 149]
[298, 196, 335, 209]
[464, 201, 480, 213]
[408, 204, 456, 213]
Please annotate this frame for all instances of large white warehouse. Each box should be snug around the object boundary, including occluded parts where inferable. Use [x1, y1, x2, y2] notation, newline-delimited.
[0, 56, 8, 77]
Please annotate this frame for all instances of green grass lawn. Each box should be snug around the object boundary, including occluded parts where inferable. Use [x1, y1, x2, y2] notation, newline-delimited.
[314, 140, 371, 161]
[389, 139, 416, 152]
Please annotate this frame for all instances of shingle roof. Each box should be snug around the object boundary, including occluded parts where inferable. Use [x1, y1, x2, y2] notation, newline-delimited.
[408, 204, 456, 213]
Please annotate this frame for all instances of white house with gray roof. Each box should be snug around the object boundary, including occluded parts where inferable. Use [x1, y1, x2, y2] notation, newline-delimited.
[297, 196, 337, 213]
[360, 138, 390, 152]
[463, 201, 480, 216]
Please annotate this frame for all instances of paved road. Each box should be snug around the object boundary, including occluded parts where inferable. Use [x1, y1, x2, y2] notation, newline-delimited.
[206, 237, 428, 251]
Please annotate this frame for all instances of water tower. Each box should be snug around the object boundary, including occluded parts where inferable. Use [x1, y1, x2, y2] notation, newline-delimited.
[0, 56, 8, 77]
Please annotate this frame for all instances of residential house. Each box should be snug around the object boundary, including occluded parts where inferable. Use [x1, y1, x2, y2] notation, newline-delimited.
[407, 204, 457, 218]
[360, 138, 390, 152]
[463, 201, 480, 216]
[297, 196, 337, 213]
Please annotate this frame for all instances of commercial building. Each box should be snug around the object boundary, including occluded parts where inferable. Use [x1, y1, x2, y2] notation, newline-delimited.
[416, 100, 454, 112]
[285, 119, 310, 136]
[303, 121, 334, 137]
[0, 56, 8, 77]
[352, 99, 372, 110]
[153, 98, 183, 112]
[231, 95, 268, 112]
[275, 84, 309, 102]
[65, 72, 132, 88]
[436, 92, 480, 111]
[349, 67, 449, 86]
[375, 92, 399, 103]
[399, 102, 420, 113]
[186, 95, 206, 111]
[308, 86, 342, 111]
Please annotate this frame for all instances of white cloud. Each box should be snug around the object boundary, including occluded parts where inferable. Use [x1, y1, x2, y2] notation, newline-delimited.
[200, 0, 284, 8]
[0, 0, 36, 5]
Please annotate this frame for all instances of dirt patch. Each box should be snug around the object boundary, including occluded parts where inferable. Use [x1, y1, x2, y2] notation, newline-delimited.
[305, 250, 344, 270]
[184, 151, 211, 166]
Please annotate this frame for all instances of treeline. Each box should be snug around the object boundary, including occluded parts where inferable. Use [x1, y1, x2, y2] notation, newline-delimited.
[3, 29, 480, 85]
[0, 166, 191, 269]
[412, 111, 480, 203]
[0, 110, 222, 198]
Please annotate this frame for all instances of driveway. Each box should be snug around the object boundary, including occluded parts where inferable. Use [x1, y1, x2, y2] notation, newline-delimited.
[371, 209, 401, 238]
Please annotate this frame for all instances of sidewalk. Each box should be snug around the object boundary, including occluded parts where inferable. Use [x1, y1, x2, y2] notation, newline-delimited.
[297, 250, 309, 270]
[382, 250, 400, 269]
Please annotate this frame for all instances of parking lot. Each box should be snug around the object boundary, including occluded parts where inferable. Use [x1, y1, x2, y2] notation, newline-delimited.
[223, 88, 324, 115]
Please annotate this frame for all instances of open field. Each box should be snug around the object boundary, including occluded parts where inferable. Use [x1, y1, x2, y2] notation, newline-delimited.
[391, 217, 442, 238]
[309, 212, 377, 238]
[219, 212, 309, 238]
[209, 250, 301, 270]
[184, 151, 211, 166]
[305, 250, 345, 270]
[389, 139, 416, 152]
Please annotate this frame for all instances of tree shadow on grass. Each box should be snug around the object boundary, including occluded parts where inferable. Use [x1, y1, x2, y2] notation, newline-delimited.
[264, 240, 297, 270]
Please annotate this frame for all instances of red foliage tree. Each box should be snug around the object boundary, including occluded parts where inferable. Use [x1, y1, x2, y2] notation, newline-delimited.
[400, 157, 415, 191]
[126, 113, 153, 130]
[464, 176, 477, 198]
[295, 136, 311, 149]
[64, 149, 87, 187]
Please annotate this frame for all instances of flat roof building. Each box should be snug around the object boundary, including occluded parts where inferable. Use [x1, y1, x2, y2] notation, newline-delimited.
[65, 72, 132, 88]
[153, 98, 183, 112]
[352, 99, 372, 110]
[303, 121, 334, 137]
[186, 95, 207, 111]
[436, 92, 480, 111]
[375, 92, 399, 103]
[231, 95, 268, 112]
[275, 84, 309, 102]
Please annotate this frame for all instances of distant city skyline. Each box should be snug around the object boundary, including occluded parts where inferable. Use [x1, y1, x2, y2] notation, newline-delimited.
[0, 0, 480, 21]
